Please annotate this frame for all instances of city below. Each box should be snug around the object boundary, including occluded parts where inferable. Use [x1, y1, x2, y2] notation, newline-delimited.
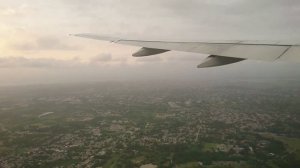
[0, 80, 299, 168]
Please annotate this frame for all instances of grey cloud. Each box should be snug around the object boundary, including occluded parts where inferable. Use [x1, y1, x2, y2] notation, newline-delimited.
[13, 37, 79, 51]
[89, 53, 128, 64]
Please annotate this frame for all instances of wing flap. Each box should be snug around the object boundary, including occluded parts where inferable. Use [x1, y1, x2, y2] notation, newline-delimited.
[218, 45, 289, 61]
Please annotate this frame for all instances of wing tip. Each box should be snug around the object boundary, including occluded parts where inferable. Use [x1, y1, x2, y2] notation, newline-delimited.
[70, 33, 120, 42]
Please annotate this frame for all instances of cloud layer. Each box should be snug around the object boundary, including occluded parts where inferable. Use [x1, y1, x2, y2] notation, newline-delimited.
[0, 0, 300, 85]
[13, 37, 79, 51]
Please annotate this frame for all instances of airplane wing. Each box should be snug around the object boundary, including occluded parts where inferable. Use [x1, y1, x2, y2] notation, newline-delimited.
[72, 33, 300, 68]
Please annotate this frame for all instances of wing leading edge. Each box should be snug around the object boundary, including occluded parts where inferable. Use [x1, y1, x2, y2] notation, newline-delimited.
[72, 33, 300, 68]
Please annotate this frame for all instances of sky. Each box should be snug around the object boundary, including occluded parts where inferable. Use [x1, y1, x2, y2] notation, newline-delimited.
[0, 0, 300, 86]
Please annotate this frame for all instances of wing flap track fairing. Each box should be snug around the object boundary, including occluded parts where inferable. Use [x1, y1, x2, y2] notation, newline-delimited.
[132, 47, 169, 57]
[197, 55, 245, 68]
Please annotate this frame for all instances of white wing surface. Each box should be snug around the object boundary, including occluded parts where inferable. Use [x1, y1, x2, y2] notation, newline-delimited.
[73, 33, 300, 67]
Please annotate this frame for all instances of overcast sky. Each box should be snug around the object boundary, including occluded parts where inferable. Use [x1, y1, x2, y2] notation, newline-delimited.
[0, 0, 300, 86]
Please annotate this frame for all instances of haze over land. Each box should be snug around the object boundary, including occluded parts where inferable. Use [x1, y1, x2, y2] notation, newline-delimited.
[0, 80, 299, 167]
[0, 0, 300, 85]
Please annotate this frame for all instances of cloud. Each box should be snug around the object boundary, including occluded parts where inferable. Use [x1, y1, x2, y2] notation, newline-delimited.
[90, 53, 112, 62]
[1, 8, 18, 16]
[0, 57, 80, 68]
[57, 0, 300, 40]
[0, 4, 33, 17]
[135, 56, 162, 62]
[0, 0, 300, 86]
[13, 37, 79, 51]
[0, 54, 128, 68]
[164, 53, 206, 62]
[89, 53, 129, 65]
